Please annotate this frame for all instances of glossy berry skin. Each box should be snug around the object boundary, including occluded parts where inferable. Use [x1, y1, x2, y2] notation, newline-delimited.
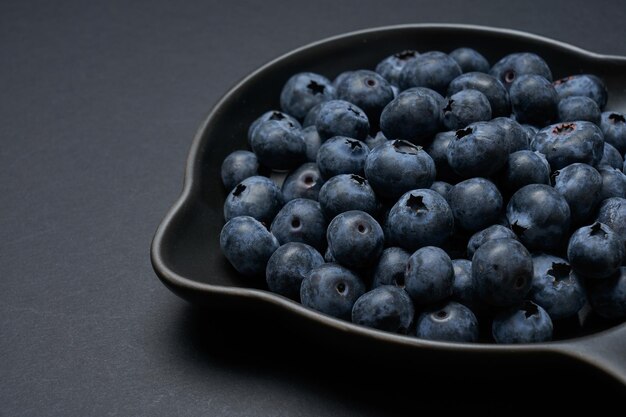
[492, 301, 553, 344]
[221, 150, 260, 191]
[364, 139, 436, 200]
[552, 163, 602, 225]
[327, 210, 384, 269]
[467, 225, 518, 259]
[530, 254, 586, 320]
[316, 136, 369, 180]
[247, 110, 301, 147]
[567, 222, 625, 280]
[553, 74, 608, 109]
[301, 126, 323, 162]
[266, 243, 324, 300]
[489, 52, 553, 89]
[446, 121, 508, 178]
[491, 117, 529, 153]
[405, 246, 453, 305]
[425, 131, 461, 183]
[600, 111, 626, 154]
[315, 100, 370, 141]
[503, 150, 550, 194]
[447, 72, 510, 117]
[416, 301, 479, 343]
[280, 72, 335, 120]
[223, 176, 284, 224]
[250, 119, 307, 170]
[336, 69, 394, 127]
[375, 50, 419, 87]
[596, 197, 626, 245]
[557, 96, 601, 125]
[509, 74, 558, 126]
[598, 167, 626, 200]
[380, 88, 442, 145]
[430, 181, 453, 201]
[371, 247, 410, 289]
[451, 259, 480, 311]
[448, 178, 503, 233]
[351, 286, 415, 334]
[399, 51, 462, 94]
[599, 142, 624, 170]
[442, 89, 492, 130]
[531, 121, 604, 170]
[220, 216, 280, 277]
[282, 162, 324, 202]
[387, 189, 454, 252]
[472, 238, 533, 307]
[318, 174, 378, 220]
[270, 198, 327, 251]
[300, 263, 366, 320]
[449, 47, 490, 73]
[506, 184, 570, 252]
[587, 267, 626, 319]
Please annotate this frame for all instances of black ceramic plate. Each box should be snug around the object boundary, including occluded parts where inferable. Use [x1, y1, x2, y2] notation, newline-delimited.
[151, 24, 626, 386]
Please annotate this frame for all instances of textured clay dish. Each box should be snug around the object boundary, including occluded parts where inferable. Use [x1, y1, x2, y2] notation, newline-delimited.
[151, 24, 626, 386]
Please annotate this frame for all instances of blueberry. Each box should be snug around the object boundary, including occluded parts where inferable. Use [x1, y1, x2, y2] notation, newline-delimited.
[587, 267, 626, 319]
[600, 111, 626, 154]
[490, 52, 553, 89]
[380, 88, 442, 145]
[552, 163, 602, 225]
[301, 126, 323, 162]
[557, 96, 601, 125]
[266, 242, 324, 300]
[509, 75, 558, 126]
[280, 72, 335, 119]
[425, 131, 461, 183]
[247, 110, 301, 147]
[405, 246, 453, 305]
[448, 178, 503, 233]
[220, 150, 260, 191]
[270, 198, 327, 251]
[332, 71, 353, 91]
[451, 259, 481, 311]
[282, 162, 324, 202]
[220, 216, 279, 277]
[316, 136, 369, 179]
[446, 121, 508, 178]
[300, 263, 366, 320]
[530, 254, 586, 320]
[365, 131, 388, 150]
[364, 139, 436, 200]
[449, 47, 490, 73]
[351, 286, 415, 333]
[399, 51, 462, 94]
[318, 174, 378, 220]
[371, 247, 410, 289]
[303, 102, 324, 128]
[430, 181, 453, 201]
[521, 124, 538, 141]
[400, 86, 446, 109]
[223, 176, 284, 224]
[375, 50, 419, 87]
[531, 121, 604, 170]
[250, 119, 307, 170]
[336, 69, 394, 127]
[506, 184, 570, 251]
[553, 74, 608, 110]
[387, 189, 454, 251]
[472, 238, 533, 307]
[447, 72, 511, 117]
[599, 142, 624, 170]
[327, 210, 384, 269]
[490, 117, 530, 153]
[442, 89, 492, 130]
[598, 166, 626, 200]
[492, 301, 553, 344]
[415, 301, 479, 343]
[567, 222, 625, 279]
[467, 224, 518, 259]
[596, 197, 626, 246]
[324, 246, 335, 263]
[503, 150, 551, 194]
[315, 100, 369, 141]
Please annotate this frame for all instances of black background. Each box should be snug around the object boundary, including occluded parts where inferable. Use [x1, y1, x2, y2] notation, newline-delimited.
[2, 0, 626, 415]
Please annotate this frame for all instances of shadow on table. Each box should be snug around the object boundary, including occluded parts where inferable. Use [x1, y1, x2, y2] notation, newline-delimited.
[171, 304, 624, 414]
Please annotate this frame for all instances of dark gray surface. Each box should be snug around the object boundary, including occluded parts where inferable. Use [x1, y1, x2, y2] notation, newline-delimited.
[1, 1, 625, 415]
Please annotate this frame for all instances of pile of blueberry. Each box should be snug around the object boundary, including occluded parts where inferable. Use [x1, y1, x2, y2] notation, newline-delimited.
[219, 47, 626, 344]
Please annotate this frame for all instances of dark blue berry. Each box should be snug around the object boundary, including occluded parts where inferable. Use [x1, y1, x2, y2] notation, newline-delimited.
[316, 136, 369, 180]
[301, 126, 323, 162]
[448, 178, 503, 232]
[270, 198, 327, 251]
[598, 166, 626, 200]
[442, 89, 492, 130]
[351, 286, 414, 333]
[327, 210, 384, 269]
[447, 72, 510, 117]
[503, 150, 550, 194]
[221, 150, 260, 191]
[490, 52, 553, 89]
[315, 100, 369, 141]
[492, 301, 553, 343]
[557, 96, 601, 125]
[223, 176, 283, 224]
[491, 117, 530, 153]
[467, 224, 517, 259]
[416, 301, 479, 343]
[220, 216, 279, 277]
[451, 259, 480, 311]
[509, 74, 558, 126]
[596, 197, 626, 246]
[430, 181, 453, 201]
[399, 51, 462, 94]
[282, 162, 324, 202]
[599, 142, 624, 170]
[318, 174, 378, 220]
[587, 267, 626, 319]
[266, 242, 324, 300]
[371, 247, 410, 289]
[336, 69, 394, 127]
[405, 246, 453, 305]
[552, 163, 602, 225]
[250, 119, 307, 170]
[248, 110, 301, 147]
[531, 121, 604, 170]
[449, 47, 490, 73]
[600, 111, 626, 154]
[553, 74, 608, 110]
[375, 50, 419, 87]
[446, 121, 508, 178]
[380, 88, 442, 145]
[303, 102, 324, 128]
[567, 222, 625, 279]
[280, 72, 334, 119]
[365, 131, 388, 150]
